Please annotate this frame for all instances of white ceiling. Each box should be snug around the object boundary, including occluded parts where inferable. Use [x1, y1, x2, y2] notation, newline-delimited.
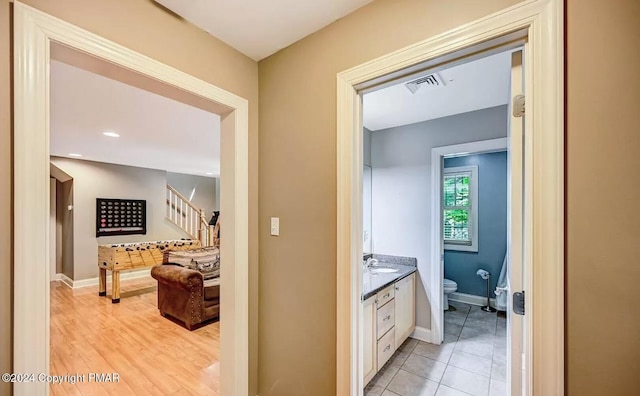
[50, 60, 221, 176]
[154, 0, 374, 61]
[363, 51, 512, 131]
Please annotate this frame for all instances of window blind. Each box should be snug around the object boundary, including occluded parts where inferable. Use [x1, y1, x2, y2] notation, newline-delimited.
[443, 171, 472, 244]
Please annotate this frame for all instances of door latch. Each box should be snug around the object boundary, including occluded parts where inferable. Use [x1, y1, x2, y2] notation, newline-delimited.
[513, 291, 525, 315]
[512, 94, 525, 117]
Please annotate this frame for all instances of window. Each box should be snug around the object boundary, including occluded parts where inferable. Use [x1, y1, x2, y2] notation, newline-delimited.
[443, 165, 478, 252]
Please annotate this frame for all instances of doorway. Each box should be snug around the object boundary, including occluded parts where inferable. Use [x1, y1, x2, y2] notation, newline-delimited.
[13, 3, 249, 395]
[336, 1, 563, 395]
[360, 44, 518, 394]
[47, 41, 225, 394]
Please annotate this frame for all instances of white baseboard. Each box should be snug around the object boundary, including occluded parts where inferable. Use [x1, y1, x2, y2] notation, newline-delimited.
[58, 273, 73, 289]
[56, 269, 152, 289]
[411, 326, 432, 343]
[449, 291, 496, 307]
[51, 273, 62, 282]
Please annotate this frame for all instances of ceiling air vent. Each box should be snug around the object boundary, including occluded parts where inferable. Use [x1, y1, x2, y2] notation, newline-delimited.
[405, 73, 445, 94]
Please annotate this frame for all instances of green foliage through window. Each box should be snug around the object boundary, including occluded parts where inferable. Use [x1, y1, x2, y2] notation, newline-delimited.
[443, 172, 472, 244]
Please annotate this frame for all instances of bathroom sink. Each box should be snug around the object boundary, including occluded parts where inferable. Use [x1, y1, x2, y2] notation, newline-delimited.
[370, 267, 398, 274]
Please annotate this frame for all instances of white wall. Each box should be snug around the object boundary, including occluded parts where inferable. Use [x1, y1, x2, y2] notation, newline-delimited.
[50, 157, 189, 280]
[371, 105, 508, 329]
[166, 172, 218, 217]
[363, 127, 373, 252]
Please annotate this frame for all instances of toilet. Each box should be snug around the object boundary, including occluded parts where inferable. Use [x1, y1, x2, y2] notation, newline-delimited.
[443, 278, 458, 310]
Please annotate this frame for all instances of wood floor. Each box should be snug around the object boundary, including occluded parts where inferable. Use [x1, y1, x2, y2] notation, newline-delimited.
[50, 277, 220, 395]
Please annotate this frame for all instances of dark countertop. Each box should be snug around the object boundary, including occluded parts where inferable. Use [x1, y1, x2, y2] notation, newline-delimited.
[362, 262, 417, 301]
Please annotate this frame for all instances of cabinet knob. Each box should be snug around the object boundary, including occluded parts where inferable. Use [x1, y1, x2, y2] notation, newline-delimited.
[383, 315, 391, 321]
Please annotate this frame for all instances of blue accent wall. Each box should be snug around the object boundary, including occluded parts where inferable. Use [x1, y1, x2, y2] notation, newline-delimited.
[444, 151, 507, 297]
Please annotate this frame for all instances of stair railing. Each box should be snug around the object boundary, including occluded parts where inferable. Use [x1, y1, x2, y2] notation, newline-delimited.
[166, 184, 216, 246]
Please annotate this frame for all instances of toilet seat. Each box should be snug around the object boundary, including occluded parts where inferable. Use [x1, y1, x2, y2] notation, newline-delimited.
[443, 278, 457, 311]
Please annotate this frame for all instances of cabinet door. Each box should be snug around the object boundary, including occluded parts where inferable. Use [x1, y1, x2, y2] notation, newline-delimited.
[363, 295, 377, 385]
[394, 273, 416, 347]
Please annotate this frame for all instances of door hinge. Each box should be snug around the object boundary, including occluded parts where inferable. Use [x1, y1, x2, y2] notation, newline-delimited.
[513, 291, 525, 315]
[512, 94, 525, 117]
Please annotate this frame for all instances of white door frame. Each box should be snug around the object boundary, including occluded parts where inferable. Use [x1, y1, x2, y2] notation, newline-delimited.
[336, 1, 563, 395]
[13, 3, 249, 395]
[430, 138, 509, 346]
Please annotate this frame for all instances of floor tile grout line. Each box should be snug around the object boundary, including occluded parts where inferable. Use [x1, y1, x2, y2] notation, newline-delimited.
[379, 303, 503, 396]
[378, 339, 418, 395]
[439, 381, 476, 396]
[452, 303, 501, 394]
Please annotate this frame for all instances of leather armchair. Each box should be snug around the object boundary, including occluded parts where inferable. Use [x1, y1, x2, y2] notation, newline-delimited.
[151, 264, 220, 330]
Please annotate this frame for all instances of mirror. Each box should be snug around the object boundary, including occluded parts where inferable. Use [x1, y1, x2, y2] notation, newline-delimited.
[363, 165, 372, 253]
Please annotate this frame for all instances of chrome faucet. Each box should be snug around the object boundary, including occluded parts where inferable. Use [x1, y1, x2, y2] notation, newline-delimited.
[364, 257, 379, 269]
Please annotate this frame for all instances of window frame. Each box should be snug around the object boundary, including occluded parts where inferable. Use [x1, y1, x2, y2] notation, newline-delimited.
[443, 165, 478, 252]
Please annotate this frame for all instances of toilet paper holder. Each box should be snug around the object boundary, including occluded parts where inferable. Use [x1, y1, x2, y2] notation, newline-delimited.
[477, 268, 496, 312]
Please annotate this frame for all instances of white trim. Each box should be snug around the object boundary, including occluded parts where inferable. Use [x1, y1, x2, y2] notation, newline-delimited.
[71, 269, 151, 289]
[336, 1, 564, 395]
[506, 49, 526, 395]
[58, 274, 73, 289]
[13, 3, 250, 396]
[51, 273, 63, 282]
[443, 165, 479, 252]
[410, 327, 432, 344]
[430, 138, 508, 346]
[449, 292, 497, 308]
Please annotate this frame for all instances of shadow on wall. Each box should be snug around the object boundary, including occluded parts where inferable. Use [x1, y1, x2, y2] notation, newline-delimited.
[443, 151, 507, 297]
[51, 163, 75, 280]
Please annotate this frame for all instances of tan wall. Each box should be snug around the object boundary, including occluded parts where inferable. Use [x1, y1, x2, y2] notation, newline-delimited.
[3, 1, 639, 395]
[0, 0, 259, 394]
[566, 0, 640, 395]
[257, 0, 521, 394]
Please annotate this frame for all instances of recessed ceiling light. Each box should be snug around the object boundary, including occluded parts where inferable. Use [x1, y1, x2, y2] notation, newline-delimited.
[103, 131, 120, 138]
[205, 172, 214, 176]
[68, 153, 82, 157]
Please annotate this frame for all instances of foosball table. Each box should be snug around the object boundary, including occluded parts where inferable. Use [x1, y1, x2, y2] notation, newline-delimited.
[98, 239, 201, 303]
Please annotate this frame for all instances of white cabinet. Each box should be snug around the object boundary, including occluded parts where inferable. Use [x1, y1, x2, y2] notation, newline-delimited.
[377, 326, 395, 370]
[362, 272, 416, 387]
[394, 273, 416, 347]
[376, 296, 395, 338]
[362, 295, 377, 385]
[376, 284, 395, 308]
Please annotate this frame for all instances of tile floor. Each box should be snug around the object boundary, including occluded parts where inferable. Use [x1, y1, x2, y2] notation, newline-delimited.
[365, 301, 506, 396]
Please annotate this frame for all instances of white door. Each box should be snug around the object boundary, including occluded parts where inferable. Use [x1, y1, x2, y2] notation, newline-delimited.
[507, 49, 526, 395]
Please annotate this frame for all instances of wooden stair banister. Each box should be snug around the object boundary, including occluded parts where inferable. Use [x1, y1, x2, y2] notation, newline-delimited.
[166, 184, 217, 247]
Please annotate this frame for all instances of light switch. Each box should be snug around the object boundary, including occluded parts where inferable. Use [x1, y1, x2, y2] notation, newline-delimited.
[270, 217, 280, 236]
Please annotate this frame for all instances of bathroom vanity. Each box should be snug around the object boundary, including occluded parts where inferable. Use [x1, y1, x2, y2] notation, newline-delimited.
[362, 260, 416, 385]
